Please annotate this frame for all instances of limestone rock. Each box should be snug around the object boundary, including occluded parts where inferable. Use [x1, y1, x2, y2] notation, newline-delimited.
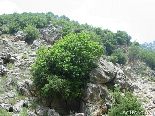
[113, 67, 134, 92]
[14, 31, 26, 41]
[40, 25, 62, 45]
[16, 79, 36, 96]
[30, 39, 47, 50]
[0, 103, 13, 112]
[35, 105, 49, 116]
[0, 65, 8, 75]
[81, 83, 111, 115]
[1, 52, 11, 64]
[9, 56, 16, 63]
[47, 109, 60, 116]
[75, 113, 84, 116]
[90, 57, 117, 84]
[13, 100, 24, 112]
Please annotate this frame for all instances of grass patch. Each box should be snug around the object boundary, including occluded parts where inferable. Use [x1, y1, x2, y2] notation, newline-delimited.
[7, 63, 16, 70]
[0, 108, 12, 116]
[22, 54, 28, 59]
[19, 107, 29, 116]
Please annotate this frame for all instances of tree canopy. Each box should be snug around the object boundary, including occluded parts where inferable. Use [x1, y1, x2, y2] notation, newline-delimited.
[32, 32, 103, 100]
[0, 12, 132, 56]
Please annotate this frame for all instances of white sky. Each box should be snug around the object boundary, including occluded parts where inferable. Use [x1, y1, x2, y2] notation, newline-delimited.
[0, 0, 155, 43]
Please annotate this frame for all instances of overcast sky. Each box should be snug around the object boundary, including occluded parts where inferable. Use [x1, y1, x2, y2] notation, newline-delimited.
[0, 0, 155, 44]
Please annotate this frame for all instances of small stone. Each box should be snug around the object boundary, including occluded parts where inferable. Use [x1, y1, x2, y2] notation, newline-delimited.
[153, 99, 155, 104]
[9, 57, 16, 63]
[149, 87, 155, 91]
[75, 113, 84, 116]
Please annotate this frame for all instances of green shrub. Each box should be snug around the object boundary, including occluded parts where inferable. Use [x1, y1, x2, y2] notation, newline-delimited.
[0, 108, 11, 116]
[23, 25, 40, 44]
[107, 55, 118, 64]
[111, 49, 127, 65]
[22, 54, 28, 59]
[9, 21, 21, 34]
[32, 32, 103, 100]
[108, 87, 145, 116]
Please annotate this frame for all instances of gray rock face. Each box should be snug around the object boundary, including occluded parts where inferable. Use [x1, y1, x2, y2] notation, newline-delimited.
[16, 79, 36, 96]
[35, 105, 49, 116]
[40, 25, 62, 45]
[13, 100, 24, 112]
[114, 67, 134, 92]
[0, 65, 8, 75]
[75, 113, 84, 116]
[90, 57, 134, 91]
[14, 31, 26, 41]
[0, 103, 13, 112]
[90, 57, 117, 84]
[1, 52, 11, 64]
[9, 57, 16, 63]
[82, 57, 135, 115]
[47, 109, 60, 116]
[31, 39, 48, 50]
[81, 83, 111, 115]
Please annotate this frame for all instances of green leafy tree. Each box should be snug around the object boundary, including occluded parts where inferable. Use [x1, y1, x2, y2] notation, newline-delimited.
[111, 49, 127, 65]
[32, 32, 103, 100]
[128, 42, 141, 63]
[115, 31, 131, 45]
[0, 16, 3, 26]
[23, 25, 40, 44]
[107, 55, 118, 64]
[139, 50, 155, 70]
[9, 21, 21, 34]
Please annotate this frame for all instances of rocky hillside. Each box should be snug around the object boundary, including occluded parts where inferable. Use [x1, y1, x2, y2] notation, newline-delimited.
[0, 25, 155, 116]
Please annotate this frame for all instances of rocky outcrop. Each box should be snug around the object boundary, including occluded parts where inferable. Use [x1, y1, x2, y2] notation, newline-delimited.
[40, 25, 62, 45]
[16, 79, 36, 96]
[14, 31, 26, 41]
[0, 65, 8, 75]
[90, 57, 117, 83]
[90, 57, 134, 91]
[31, 39, 49, 50]
[81, 56, 134, 115]
[81, 83, 111, 115]
[35, 105, 60, 116]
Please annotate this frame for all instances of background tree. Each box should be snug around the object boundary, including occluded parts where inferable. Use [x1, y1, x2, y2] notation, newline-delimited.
[114, 30, 131, 45]
[128, 42, 141, 64]
[110, 49, 127, 65]
[23, 25, 40, 44]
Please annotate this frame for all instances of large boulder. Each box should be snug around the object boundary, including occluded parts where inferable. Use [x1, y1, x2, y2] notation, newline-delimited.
[90, 57, 134, 92]
[113, 67, 134, 92]
[90, 57, 117, 84]
[31, 39, 48, 50]
[40, 25, 62, 45]
[81, 83, 111, 115]
[16, 79, 36, 96]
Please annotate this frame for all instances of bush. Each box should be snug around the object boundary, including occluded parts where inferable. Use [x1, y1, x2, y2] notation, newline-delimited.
[111, 49, 127, 65]
[9, 21, 21, 34]
[23, 25, 40, 44]
[109, 87, 145, 116]
[107, 55, 118, 64]
[32, 32, 103, 100]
